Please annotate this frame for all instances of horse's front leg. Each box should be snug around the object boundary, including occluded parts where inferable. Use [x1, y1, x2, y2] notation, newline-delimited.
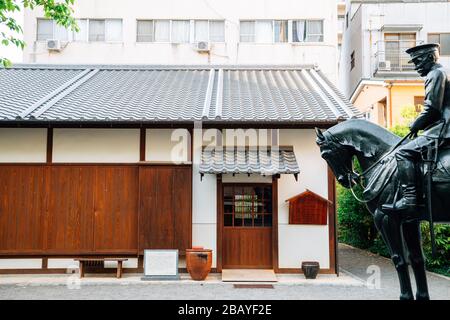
[374, 209, 414, 300]
[402, 220, 430, 300]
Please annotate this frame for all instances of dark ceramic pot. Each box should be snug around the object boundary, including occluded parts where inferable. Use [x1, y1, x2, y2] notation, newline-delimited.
[186, 248, 212, 281]
[301, 261, 320, 279]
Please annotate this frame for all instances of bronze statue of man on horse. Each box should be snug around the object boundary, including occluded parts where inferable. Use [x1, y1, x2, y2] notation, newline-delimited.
[382, 43, 450, 216]
[315, 43, 450, 300]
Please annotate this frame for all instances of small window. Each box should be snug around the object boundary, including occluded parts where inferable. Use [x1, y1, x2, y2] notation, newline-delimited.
[154, 20, 170, 42]
[414, 96, 424, 113]
[292, 20, 324, 42]
[105, 19, 122, 42]
[171, 20, 190, 43]
[306, 20, 323, 42]
[89, 19, 106, 42]
[137, 20, 154, 42]
[223, 185, 272, 228]
[194, 20, 209, 42]
[209, 20, 225, 42]
[274, 20, 288, 43]
[240, 21, 255, 42]
[73, 19, 88, 41]
[255, 20, 273, 43]
[37, 19, 54, 41]
[350, 51, 355, 71]
[37, 19, 68, 41]
[428, 33, 450, 56]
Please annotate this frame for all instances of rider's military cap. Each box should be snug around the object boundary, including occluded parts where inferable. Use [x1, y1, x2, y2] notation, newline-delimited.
[406, 43, 440, 63]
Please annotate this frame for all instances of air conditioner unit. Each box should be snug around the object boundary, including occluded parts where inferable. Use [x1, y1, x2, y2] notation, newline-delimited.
[194, 41, 210, 52]
[46, 39, 61, 51]
[378, 60, 391, 71]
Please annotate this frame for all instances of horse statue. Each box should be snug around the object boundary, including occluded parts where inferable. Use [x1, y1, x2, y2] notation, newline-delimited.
[315, 119, 450, 300]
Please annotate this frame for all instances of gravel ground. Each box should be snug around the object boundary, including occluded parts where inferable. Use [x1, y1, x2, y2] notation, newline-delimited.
[0, 244, 448, 300]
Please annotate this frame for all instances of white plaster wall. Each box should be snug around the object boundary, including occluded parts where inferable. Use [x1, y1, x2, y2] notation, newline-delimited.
[23, 0, 338, 81]
[0, 128, 47, 163]
[146, 129, 189, 163]
[47, 259, 79, 269]
[192, 128, 217, 267]
[0, 259, 42, 269]
[53, 129, 140, 163]
[278, 129, 330, 268]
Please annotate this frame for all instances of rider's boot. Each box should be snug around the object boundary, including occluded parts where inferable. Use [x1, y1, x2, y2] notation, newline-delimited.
[382, 160, 418, 215]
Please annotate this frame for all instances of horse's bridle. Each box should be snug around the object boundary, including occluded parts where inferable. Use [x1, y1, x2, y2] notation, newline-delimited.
[325, 131, 413, 204]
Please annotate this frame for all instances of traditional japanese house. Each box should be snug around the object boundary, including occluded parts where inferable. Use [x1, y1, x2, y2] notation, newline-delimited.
[0, 64, 359, 274]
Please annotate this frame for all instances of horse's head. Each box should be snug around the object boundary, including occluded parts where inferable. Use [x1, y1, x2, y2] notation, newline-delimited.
[315, 127, 358, 188]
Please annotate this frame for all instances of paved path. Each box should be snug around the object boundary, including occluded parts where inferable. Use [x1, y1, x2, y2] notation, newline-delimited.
[339, 243, 450, 299]
[0, 244, 448, 300]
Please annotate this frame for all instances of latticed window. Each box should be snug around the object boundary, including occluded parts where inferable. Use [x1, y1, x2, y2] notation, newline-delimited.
[223, 185, 272, 227]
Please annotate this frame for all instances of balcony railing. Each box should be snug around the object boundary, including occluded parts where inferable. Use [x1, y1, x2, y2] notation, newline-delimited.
[374, 40, 424, 74]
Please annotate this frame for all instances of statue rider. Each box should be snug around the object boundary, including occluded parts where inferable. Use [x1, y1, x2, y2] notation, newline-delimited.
[382, 43, 450, 214]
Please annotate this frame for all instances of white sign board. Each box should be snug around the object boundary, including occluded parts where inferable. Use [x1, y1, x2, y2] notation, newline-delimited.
[142, 249, 179, 280]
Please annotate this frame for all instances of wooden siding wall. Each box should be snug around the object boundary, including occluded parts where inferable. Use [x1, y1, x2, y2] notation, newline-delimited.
[139, 166, 192, 253]
[0, 165, 191, 256]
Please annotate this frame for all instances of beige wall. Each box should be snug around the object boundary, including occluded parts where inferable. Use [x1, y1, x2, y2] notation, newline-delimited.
[53, 128, 140, 162]
[0, 128, 47, 162]
[353, 82, 424, 128]
[146, 129, 190, 163]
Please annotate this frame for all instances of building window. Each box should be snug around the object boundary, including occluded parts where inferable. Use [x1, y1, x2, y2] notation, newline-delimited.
[37, 19, 69, 41]
[428, 33, 450, 56]
[223, 185, 272, 227]
[274, 20, 288, 42]
[88, 19, 123, 42]
[209, 20, 225, 42]
[154, 20, 170, 42]
[414, 96, 424, 113]
[171, 20, 190, 43]
[240, 20, 256, 42]
[240, 20, 288, 43]
[292, 20, 324, 42]
[137, 20, 154, 42]
[350, 51, 355, 70]
[73, 19, 88, 42]
[89, 20, 105, 42]
[194, 20, 225, 42]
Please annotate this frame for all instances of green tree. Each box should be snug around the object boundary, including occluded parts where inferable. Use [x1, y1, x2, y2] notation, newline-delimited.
[0, 0, 77, 67]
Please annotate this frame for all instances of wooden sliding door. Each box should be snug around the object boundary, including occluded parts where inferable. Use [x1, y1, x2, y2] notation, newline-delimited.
[138, 166, 192, 254]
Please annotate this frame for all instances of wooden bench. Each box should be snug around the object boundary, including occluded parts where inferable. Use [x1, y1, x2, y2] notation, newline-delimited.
[75, 258, 128, 279]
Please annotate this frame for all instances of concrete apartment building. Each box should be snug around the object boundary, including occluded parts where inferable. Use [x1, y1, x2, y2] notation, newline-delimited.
[23, 0, 340, 81]
[0, 0, 358, 276]
[339, 0, 450, 127]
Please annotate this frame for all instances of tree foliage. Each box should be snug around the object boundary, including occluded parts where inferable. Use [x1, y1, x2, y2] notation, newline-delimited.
[0, 0, 77, 67]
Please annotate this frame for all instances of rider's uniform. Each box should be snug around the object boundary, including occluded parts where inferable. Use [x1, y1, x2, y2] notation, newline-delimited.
[395, 63, 450, 164]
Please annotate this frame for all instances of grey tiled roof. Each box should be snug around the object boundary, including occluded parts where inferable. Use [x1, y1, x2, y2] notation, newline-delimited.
[0, 64, 360, 123]
[199, 146, 300, 176]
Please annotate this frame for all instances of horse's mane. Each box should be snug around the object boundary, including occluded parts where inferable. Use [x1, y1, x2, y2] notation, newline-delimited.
[325, 119, 401, 158]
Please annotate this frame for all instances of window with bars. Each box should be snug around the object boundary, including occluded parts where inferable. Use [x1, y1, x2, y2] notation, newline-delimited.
[223, 185, 272, 228]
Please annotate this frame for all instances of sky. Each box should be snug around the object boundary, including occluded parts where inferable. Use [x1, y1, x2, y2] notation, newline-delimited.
[0, 9, 24, 63]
